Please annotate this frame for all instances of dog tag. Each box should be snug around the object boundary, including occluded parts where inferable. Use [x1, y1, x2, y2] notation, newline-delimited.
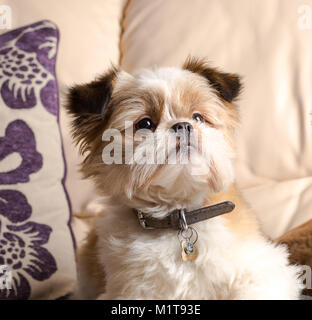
[181, 240, 198, 261]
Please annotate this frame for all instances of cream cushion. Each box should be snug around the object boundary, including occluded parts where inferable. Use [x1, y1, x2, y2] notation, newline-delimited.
[120, 0, 312, 238]
[2, 0, 126, 214]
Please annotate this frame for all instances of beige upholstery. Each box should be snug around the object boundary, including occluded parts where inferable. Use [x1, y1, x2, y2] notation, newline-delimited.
[4, 0, 312, 245]
[120, 0, 312, 238]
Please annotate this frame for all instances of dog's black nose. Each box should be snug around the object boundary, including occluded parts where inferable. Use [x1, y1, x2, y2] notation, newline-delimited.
[171, 122, 193, 133]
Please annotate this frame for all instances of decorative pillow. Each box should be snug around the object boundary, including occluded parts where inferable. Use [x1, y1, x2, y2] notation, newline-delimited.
[0, 20, 76, 299]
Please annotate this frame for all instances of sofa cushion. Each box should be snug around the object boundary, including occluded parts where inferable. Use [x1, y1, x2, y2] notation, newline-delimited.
[120, 0, 312, 238]
[1, 0, 126, 213]
[0, 20, 76, 299]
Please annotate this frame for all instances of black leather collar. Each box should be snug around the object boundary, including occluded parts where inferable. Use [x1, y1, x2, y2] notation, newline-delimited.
[136, 201, 235, 230]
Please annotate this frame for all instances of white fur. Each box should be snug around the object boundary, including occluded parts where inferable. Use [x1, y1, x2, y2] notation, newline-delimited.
[77, 203, 302, 300]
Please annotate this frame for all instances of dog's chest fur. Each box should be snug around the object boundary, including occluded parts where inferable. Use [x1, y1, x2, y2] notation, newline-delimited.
[76, 189, 301, 300]
[91, 206, 258, 299]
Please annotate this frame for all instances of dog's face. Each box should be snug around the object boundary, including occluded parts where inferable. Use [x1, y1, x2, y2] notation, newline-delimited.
[66, 57, 241, 216]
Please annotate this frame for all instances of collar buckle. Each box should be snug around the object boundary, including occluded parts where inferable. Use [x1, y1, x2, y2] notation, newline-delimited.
[137, 211, 154, 229]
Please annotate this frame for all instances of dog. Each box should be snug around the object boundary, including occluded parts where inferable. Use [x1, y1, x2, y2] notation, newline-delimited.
[66, 57, 302, 299]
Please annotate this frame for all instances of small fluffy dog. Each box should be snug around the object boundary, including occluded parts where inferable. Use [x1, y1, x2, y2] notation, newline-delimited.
[66, 57, 302, 299]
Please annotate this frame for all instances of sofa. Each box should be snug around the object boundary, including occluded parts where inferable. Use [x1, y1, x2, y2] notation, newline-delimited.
[1, 0, 312, 299]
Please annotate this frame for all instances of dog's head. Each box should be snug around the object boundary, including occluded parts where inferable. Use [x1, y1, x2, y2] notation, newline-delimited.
[66, 57, 241, 216]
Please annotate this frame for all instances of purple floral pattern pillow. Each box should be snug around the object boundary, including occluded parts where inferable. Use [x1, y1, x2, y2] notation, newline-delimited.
[0, 21, 76, 299]
[0, 21, 58, 115]
[0, 189, 56, 299]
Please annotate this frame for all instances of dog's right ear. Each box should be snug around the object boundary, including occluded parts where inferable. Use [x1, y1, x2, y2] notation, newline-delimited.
[65, 66, 118, 154]
[183, 57, 241, 103]
[66, 66, 118, 116]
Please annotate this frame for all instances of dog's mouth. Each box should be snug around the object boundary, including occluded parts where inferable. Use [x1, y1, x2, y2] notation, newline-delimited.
[164, 139, 200, 164]
[176, 136, 201, 155]
[176, 142, 191, 156]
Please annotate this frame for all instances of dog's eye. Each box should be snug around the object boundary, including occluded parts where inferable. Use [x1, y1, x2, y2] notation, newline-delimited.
[192, 113, 204, 122]
[135, 118, 155, 131]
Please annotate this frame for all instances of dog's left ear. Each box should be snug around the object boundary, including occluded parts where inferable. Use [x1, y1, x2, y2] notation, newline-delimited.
[66, 66, 118, 117]
[183, 57, 241, 103]
[65, 66, 119, 153]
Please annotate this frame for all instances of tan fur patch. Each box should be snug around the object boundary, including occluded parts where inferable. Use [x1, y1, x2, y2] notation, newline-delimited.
[207, 185, 261, 239]
[77, 227, 106, 297]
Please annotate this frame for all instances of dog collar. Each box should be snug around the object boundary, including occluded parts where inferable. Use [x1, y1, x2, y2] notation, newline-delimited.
[136, 201, 235, 262]
[136, 201, 235, 230]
